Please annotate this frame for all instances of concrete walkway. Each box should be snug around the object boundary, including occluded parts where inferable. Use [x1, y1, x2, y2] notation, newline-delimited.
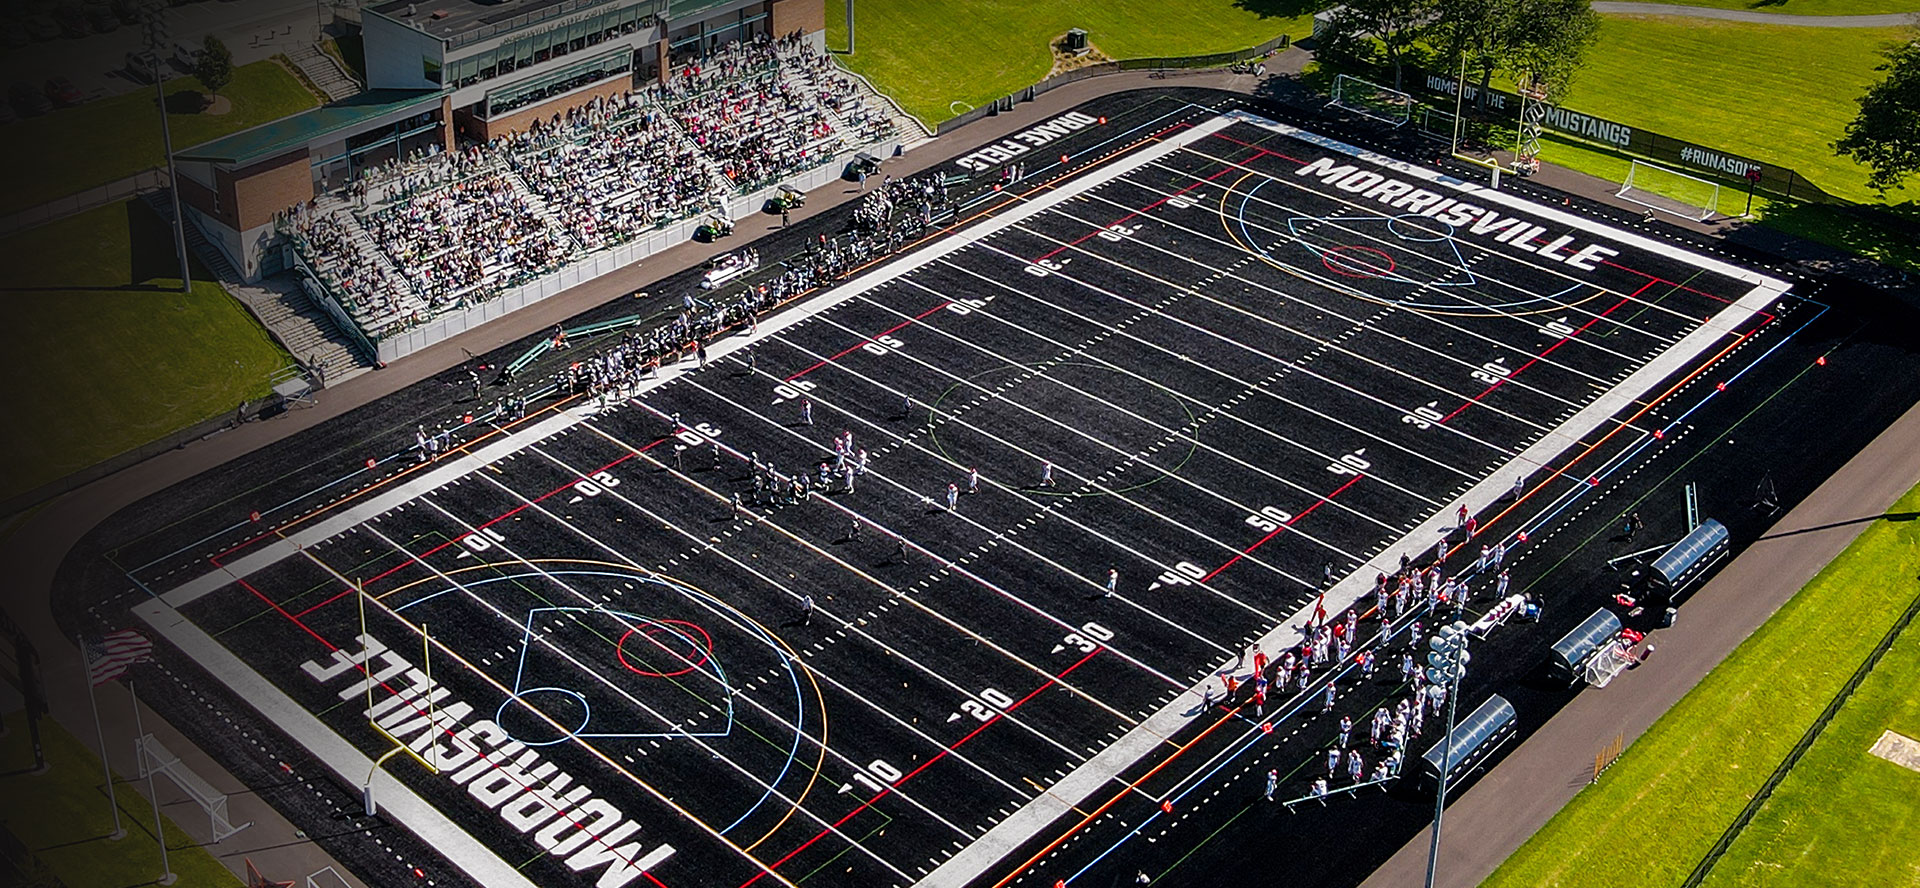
[1361, 396, 1920, 888]
[1593, 2, 1919, 26]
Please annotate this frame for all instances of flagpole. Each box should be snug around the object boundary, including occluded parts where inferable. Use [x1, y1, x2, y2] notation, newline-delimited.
[130, 680, 177, 885]
[79, 634, 126, 841]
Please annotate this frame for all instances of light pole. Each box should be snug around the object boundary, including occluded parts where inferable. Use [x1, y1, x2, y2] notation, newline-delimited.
[1424, 620, 1471, 888]
[142, 1, 191, 294]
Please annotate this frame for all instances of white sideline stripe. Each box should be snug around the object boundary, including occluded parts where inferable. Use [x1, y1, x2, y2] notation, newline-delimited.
[915, 111, 1788, 888]
[131, 596, 540, 888]
[159, 410, 580, 607]
[156, 115, 1239, 611]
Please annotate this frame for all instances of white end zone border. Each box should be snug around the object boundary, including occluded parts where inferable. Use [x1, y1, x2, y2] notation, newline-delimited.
[132, 596, 541, 888]
[918, 111, 1788, 888]
[141, 114, 1243, 888]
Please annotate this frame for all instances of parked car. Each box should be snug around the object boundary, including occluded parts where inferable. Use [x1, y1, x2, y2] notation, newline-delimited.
[23, 14, 60, 41]
[170, 39, 199, 73]
[8, 80, 50, 116]
[126, 50, 158, 83]
[44, 76, 84, 107]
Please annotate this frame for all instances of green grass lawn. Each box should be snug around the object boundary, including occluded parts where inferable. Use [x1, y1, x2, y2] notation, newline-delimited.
[1532, 133, 1920, 273]
[0, 201, 287, 502]
[1626, 0, 1920, 14]
[825, 0, 1316, 125]
[1484, 482, 1920, 888]
[1704, 608, 1920, 887]
[0, 60, 317, 215]
[0, 707, 244, 887]
[1558, 16, 1914, 204]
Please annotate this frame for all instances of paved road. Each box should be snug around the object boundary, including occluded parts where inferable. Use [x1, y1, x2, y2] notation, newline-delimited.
[1593, 2, 1919, 26]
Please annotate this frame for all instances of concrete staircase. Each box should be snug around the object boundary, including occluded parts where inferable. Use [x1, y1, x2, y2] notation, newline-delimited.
[237, 276, 370, 385]
[287, 43, 362, 104]
[142, 191, 372, 383]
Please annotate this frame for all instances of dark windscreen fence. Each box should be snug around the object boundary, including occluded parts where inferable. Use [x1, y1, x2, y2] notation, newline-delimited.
[1646, 518, 1731, 601]
[1421, 694, 1517, 790]
[1402, 66, 1841, 204]
[1549, 608, 1622, 681]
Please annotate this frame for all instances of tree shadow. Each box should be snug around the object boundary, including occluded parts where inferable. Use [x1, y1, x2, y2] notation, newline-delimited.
[162, 89, 209, 115]
[1232, 0, 1331, 19]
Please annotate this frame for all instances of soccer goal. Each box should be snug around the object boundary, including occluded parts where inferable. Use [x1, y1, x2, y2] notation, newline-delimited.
[1328, 74, 1413, 128]
[1618, 159, 1722, 221]
[1582, 640, 1636, 688]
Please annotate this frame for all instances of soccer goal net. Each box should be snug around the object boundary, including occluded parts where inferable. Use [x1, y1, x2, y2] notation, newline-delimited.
[1582, 640, 1636, 688]
[1618, 159, 1721, 221]
[1329, 74, 1413, 128]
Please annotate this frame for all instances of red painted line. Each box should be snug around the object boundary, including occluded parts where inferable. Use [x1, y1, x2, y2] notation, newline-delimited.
[785, 300, 955, 381]
[1031, 162, 1243, 264]
[1201, 473, 1365, 582]
[738, 648, 1104, 888]
[290, 445, 655, 617]
[1439, 286, 1648, 424]
[234, 575, 338, 652]
[1206, 131, 1308, 166]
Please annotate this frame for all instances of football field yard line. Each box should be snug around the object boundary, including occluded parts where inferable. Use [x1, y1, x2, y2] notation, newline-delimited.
[1017, 203, 1581, 440]
[967, 233, 1488, 492]
[763, 321, 1292, 633]
[653, 363, 1233, 677]
[912, 247, 1474, 506]
[925, 257, 1426, 531]
[511, 433, 1076, 791]
[858, 280, 1374, 569]
[488, 436, 1057, 821]
[798, 297, 1344, 593]
[737, 648, 1106, 888]
[913, 113, 1787, 888]
[570, 407, 1144, 734]
[360, 504, 918, 882]
[1121, 156, 1673, 367]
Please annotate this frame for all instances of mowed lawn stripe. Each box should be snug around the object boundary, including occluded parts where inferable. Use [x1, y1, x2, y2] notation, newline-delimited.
[1484, 482, 1920, 888]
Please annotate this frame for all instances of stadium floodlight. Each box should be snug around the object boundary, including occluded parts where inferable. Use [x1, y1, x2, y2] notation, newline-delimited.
[1424, 621, 1471, 888]
[1618, 159, 1722, 222]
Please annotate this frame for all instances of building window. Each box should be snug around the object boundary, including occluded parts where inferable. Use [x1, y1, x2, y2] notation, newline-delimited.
[423, 56, 442, 84]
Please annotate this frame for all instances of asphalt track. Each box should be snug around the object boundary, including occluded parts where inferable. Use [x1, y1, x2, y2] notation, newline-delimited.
[52, 88, 1920, 888]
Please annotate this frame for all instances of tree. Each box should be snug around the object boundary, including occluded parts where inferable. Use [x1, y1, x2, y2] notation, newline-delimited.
[194, 34, 233, 103]
[1427, 0, 1506, 112]
[1834, 38, 1920, 194]
[1498, 0, 1600, 100]
[1321, 0, 1438, 91]
[1428, 0, 1598, 111]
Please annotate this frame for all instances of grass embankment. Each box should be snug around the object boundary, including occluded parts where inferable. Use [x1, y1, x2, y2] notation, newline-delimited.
[1485, 483, 1920, 888]
[0, 59, 317, 215]
[824, 0, 1316, 125]
[0, 200, 287, 501]
[0, 706, 245, 886]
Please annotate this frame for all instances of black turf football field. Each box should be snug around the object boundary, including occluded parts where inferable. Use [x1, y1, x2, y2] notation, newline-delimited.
[70, 91, 1920, 888]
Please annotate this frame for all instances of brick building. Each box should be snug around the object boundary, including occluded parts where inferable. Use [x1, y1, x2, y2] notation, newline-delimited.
[174, 0, 825, 281]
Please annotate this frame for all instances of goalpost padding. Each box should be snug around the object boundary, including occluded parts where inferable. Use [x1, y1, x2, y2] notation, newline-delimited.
[1619, 159, 1722, 221]
[1329, 74, 1413, 128]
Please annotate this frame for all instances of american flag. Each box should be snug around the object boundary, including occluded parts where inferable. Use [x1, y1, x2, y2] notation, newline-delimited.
[85, 629, 153, 687]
